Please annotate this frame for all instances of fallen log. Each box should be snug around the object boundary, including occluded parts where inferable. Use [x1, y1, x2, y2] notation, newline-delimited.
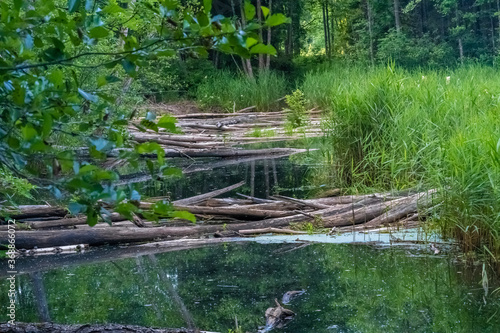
[270, 194, 331, 209]
[361, 190, 436, 228]
[1, 205, 67, 220]
[172, 181, 245, 206]
[238, 227, 307, 235]
[24, 213, 125, 229]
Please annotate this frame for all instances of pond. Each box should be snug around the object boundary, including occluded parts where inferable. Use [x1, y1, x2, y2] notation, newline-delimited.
[1, 240, 499, 332]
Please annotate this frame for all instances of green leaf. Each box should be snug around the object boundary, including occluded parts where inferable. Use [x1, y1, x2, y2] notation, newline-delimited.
[246, 37, 258, 48]
[265, 13, 289, 27]
[157, 115, 178, 132]
[261, 6, 270, 18]
[121, 59, 137, 77]
[12, 85, 25, 106]
[86, 207, 98, 227]
[21, 124, 37, 141]
[244, 1, 256, 21]
[162, 167, 183, 177]
[204, 0, 212, 13]
[140, 119, 158, 132]
[90, 137, 110, 151]
[68, 202, 86, 215]
[89, 26, 109, 39]
[171, 210, 196, 223]
[78, 88, 98, 103]
[42, 113, 52, 138]
[68, 0, 81, 13]
[250, 43, 277, 55]
[97, 75, 121, 87]
[145, 111, 156, 121]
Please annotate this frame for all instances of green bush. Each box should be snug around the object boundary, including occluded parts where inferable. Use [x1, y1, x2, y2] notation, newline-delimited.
[285, 89, 308, 128]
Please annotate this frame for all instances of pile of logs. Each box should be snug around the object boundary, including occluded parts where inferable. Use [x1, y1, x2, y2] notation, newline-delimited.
[127, 109, 324, 157]
[0, 181, 438, 250]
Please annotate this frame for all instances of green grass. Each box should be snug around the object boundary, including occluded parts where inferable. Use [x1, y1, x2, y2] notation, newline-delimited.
[302, 63, 500, 255]
[196, 71, 287, 112]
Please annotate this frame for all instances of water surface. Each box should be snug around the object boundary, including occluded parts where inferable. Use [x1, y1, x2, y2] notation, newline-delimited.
[1, 241, 498, 333]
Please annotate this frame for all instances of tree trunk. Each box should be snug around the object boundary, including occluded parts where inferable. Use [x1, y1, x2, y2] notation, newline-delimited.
[322, 2, 329, 56]
[366, 0, 375, 66]
[239, 0, 254, 78]
[257, 0, 265, 71]
[393, 0, 402, 33]
[265, 0, 272, 69]
[325, 1, 332, 57]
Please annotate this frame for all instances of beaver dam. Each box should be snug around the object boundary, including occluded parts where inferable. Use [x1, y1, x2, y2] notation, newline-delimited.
[1, 109, 499, 332]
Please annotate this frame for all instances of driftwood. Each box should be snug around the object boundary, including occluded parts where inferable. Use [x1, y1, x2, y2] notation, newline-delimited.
[262, 299, 295, 331]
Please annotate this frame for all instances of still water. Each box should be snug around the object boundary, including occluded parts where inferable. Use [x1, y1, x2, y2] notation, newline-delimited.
[1, 241, 499, 332]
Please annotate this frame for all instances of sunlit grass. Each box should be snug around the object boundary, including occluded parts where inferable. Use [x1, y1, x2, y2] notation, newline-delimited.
[196, 71, 287, 112]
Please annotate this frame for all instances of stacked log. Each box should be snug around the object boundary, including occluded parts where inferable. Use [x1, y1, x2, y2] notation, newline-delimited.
[0, 181, 438, 249]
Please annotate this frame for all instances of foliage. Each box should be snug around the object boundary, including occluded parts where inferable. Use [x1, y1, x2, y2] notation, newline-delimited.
[303, 64, 500, 254]
[0, 168, 36, 204]
[285, 89, 308, 128]
[0, 0, 285, 224]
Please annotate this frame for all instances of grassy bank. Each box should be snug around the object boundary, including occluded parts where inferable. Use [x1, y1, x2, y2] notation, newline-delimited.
[196, 71, 288, 112]
[302, 64, 500, 255]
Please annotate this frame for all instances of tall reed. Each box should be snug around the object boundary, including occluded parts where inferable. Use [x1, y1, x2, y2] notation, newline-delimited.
[196, 71, 287, 112]
[303, 64, 500, 254]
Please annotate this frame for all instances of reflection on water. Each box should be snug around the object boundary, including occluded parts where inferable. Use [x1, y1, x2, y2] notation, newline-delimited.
[1, 242, 499, 333]
[139, 154, 322, 200]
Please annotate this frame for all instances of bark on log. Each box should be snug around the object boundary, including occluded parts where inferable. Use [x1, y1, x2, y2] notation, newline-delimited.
[2, 205, 67, 220]
[25, 213, 125, 229]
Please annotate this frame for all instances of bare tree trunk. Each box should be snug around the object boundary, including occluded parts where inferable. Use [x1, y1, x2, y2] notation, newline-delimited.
[330, 9, 335, 56]
[322, 2, 328, 56]
[497, 0, 500, 47]
[325, 1, 331, 57]
[367, 0, 375, 66]
[257, 0, 265, 71]
[240, 0, 254, 78]
[266, 0, 272, 69]
[458, 38, 464, 64]
[394, 0, 402, 33]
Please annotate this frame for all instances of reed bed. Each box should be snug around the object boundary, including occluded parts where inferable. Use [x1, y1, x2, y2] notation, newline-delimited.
[302, 64, 500, 254]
